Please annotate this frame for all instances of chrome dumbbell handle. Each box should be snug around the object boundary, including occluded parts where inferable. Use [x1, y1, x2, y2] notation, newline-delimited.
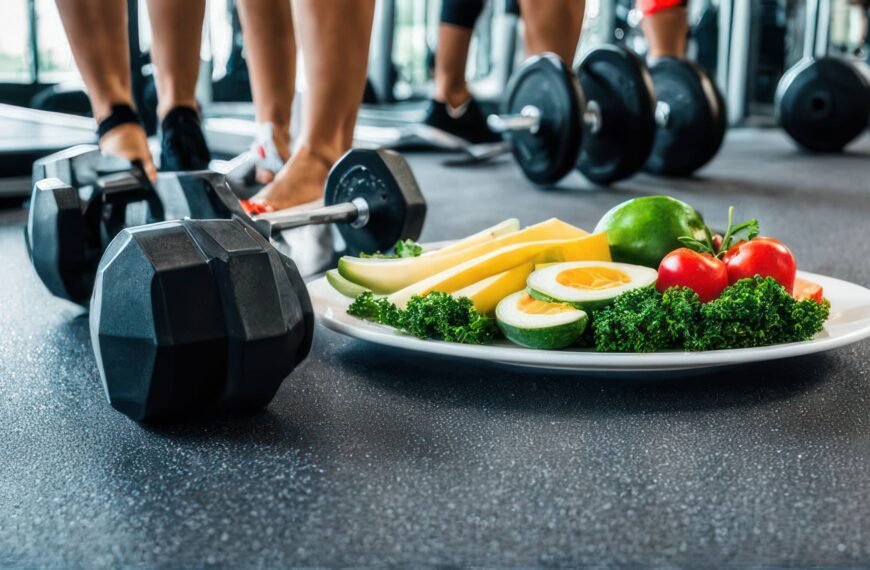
[488, 102, 604, 135]
[253, 197, 370, 233]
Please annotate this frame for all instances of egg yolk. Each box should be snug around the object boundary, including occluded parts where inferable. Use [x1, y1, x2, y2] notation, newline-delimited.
[517, 293, 574, 315]
[556, 266, 631, 290]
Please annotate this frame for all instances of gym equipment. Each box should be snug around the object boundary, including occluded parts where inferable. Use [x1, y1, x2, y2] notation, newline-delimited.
[488, 47, 656, 185]
[29, 85, 92, 117]
[0, 105, 96, 198]
[90, 216, 314, 422]
[86, 147, 425, 422]
[576, 46, 657, 184]
[28, 147, 426, 305]
[643, 57, 727, 176]
[27, 146, 159, 303]
[28, 145, 162, 304]
[775, 57, 870, 152]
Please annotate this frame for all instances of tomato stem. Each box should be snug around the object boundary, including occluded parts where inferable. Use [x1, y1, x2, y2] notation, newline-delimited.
[679, 206, 760, 258]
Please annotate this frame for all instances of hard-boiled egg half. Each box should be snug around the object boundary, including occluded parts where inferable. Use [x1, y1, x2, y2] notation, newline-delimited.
[527, 261, 658, 310]
[495, 291, 589, 350]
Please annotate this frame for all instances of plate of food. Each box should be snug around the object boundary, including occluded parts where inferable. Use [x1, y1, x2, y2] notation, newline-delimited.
[308, 196, 870, 374]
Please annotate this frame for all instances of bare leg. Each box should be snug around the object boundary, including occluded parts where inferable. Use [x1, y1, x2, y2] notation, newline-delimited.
[237, 0, 296, 184]
[146, 0, 206, 119]
[252, 0, 375, 209]
[519, 0, 586, 64]
[54, 0, 156, 180]
[641, 6, 689, 59]
[433, 24, 474, 107]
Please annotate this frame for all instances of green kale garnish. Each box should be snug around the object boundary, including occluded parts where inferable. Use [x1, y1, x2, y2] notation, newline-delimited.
[359, 239, 423, 259]
[348, 291, 499, 345]
[592, 287, 673, 352]
[691, 276, 831, 350]
[590, 277, 829, 352]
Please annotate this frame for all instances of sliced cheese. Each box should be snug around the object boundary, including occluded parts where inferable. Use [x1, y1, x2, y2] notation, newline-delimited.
[338, 218, 588, 294]
[388, 232, 611, 308]
[452, 261, 534, 314]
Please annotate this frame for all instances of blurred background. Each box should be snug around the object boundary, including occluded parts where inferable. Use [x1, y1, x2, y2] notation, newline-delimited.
[0, 0, 867, 193]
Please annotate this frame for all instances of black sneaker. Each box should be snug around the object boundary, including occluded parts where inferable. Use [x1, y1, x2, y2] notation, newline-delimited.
[423, 97, 502, 144]
[160, 106, 211, 171]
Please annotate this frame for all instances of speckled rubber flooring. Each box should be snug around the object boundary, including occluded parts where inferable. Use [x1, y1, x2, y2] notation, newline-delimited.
[1, 129, 869, 567]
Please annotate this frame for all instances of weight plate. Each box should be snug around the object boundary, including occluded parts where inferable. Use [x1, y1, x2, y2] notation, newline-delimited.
[325, 148, 426, 255]
[575, 45, 656, 184]
[27, 179, 97, 304]
[504, 53, 584, 185]
[776, 57, 870, 152]
[645, 58, 727, 176]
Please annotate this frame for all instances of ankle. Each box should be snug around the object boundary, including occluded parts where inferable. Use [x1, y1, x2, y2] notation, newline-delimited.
[435, 87, 471, 109]
[294, 144, 338, 170]
[157, 99, 199, 122]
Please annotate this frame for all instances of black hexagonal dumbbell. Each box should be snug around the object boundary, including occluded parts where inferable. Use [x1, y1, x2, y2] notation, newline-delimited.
[90, 217, 314, 422]
[28, 147, 427, 306]
[27, 146, 163, 304]
[87, 148, 426, 422]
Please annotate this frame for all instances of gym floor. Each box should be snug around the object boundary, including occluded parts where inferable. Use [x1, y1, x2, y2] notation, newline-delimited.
[2, 128, 870, 567]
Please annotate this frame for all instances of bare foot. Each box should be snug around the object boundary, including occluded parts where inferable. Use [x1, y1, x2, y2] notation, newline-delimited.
[250, 145, 332, 210]
[99, 123, 158, 182]
[253, 123, 292, 185]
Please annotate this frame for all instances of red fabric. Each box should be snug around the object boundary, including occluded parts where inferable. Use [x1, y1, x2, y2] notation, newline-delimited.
[637, 0, 687, 15]
[239, 199, 274, 215]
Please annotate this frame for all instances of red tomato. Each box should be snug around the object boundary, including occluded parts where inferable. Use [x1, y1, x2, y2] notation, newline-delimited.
[711, 234, 723, 254]
[793, 277, 824, 303]
[722, 237, 797, 294]
[656, 248, 729, 303]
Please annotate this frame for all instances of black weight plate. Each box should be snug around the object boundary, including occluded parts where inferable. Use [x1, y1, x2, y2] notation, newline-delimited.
[90, 218, 312, 422]
[776, 57, 870, 152]
[325, 148, 426, 255]
[27, 179, 97, 304]
[575, 45, 656, 184]
[645, 57, 727, 176]
[504, 53, 584, 185]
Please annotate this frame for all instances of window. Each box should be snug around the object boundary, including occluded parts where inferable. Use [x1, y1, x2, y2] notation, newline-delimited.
[35, 0, 79, 82]
[0, 0, 30, 82]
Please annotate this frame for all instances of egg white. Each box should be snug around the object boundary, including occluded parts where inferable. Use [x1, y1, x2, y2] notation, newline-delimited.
[495, 291, 587, 330]
[526, 261, 658, 303]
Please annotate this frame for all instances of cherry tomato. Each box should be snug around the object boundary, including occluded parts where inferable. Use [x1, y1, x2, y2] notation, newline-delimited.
[793, 277, 824, 303]
[656, 248, 729, 303]
[722, 237, 797, 294]
[711, 234, 723, 254]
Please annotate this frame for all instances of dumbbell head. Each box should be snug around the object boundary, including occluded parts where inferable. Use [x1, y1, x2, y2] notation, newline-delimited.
[501, 53, 584, 185]
[31, 144, 131, 189]
[575, 45, 657, 184]
[644, 57, 727, 177]
[323, 148, 426, 255]
[28, 145, 148, 304]
[776, 57, 870, 153]
[27, 178, 100, 304]
[90, 217, 313, 422]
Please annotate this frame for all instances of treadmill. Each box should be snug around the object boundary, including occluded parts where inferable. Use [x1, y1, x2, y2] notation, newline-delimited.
[0, 104, 97, 198]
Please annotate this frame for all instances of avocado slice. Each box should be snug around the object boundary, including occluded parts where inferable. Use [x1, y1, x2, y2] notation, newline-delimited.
[327, 269, 372, 299]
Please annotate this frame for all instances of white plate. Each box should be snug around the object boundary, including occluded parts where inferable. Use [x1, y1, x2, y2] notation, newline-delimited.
[308, 271, 870, 374]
